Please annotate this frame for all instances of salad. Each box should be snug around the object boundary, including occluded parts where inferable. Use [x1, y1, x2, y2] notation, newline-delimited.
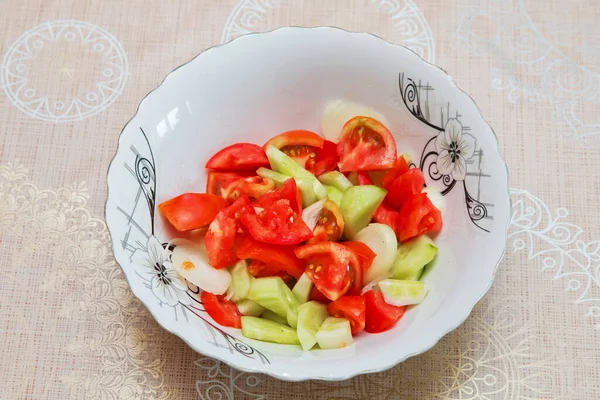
[158, 102, 443, 350]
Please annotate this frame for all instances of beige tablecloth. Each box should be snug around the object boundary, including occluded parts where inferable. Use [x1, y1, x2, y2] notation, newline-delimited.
[1, 0, 599, 398]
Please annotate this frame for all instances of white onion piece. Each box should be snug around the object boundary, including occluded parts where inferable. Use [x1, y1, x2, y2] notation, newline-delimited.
[321, 100, 389, 141]
[301, 199, 326, 231]
[360, 273, 391, 295]
[422, 186, 445, 214]
[170, 241, 231, 295]
[355, 223, 398, 285]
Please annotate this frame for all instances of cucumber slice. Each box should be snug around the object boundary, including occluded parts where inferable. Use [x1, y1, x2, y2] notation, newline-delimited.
[292, 273, 313, 303]
[316, 317, 354, 349]
[391, 235, 438, 280]
[241, 316, 300, 345]
[324, 185, 343, 207]
[355, 223, 398, 285]
[340, 185, 386, 239]
[266, 145, 326, 206]
[256, 167, 291, 187]
[318, 171, 353, 191]
[261, 309, 288, 325]
[247, 277, 300, 328]
[235, 299, 265, 317]
[227, 260, 252, 302]
[378, 279, 428, 306]
[297, 301, 329, 351]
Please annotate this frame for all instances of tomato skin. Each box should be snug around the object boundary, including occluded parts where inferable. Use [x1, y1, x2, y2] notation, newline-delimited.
[386, 168, 425, 209]
[327, 296, 366, 335]
[236, 237, 305, 279]
[158, 193, 228, 231]
[397, 193, 442, 242]
[309, 285, 331, 303]
[381, 156, 409, 188]
[205, 143, 269, 172]
[307, 140, 338, 176]
[337, 116, 397, 172]
[240, 199, 313, 245]
[264, 130, 324, 168]
[373, 203, 402, 237]
[295, 242, 360, 301]
[364, 290, 406, 333]
[207, 172, 253, 198]
[201, 292, 241, 328]
[204, 196, 252, 269]
[256, 178, 302, 214]
[356, 171, 373, 185]
[342, 241, 376, 272]
[309, 200, 345, 243]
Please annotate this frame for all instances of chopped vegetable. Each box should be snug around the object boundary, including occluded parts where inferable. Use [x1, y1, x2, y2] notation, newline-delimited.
[337, 116, 397, 171]
[241, 316, 300, 345]
[340, 185, 386, 239]
[316, 317, 354, 349]
[354, 223, 397, 285]
[326, 296, 366, 335]
[364, 290, 406, 333]
[205, 143, 269, 171]
[159, 193, 228, 231]
[297, 301, 329, 351]
[391, 235, 438, 280]
[202, 292, 241, 328]
[378, 279, 428, 306]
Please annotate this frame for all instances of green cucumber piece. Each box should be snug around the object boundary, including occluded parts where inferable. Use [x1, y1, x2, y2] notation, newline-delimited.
[256, 167, 291, 187]
[235, 299, 265, 317]
[227, 260, 252, 302]
[340, 185, 387, 239]
[391, 235, 438, 280]
[378, 279, 428, 306]
[261, 309, 288, 325]
[292, 273, 313, 303]
[247, 277, 300, 328]
[241, 316, 300, 345]
[324, 185, 343, 207]
[266, 146, 327, 206]
[316, 317, 354, 349]
[297, 301, 329, 351]
[318, 171, 353, 191]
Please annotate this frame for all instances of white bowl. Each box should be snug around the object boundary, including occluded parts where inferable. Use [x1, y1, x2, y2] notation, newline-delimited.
[105, 27, 510, 381]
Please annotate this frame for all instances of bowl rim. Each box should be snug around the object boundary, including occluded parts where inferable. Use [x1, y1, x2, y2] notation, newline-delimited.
[105, 25, 511, 381]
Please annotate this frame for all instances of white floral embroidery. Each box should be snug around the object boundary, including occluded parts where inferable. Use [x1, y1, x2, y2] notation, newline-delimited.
[434, 118, 477, 181]
[130, 236, 191, 307]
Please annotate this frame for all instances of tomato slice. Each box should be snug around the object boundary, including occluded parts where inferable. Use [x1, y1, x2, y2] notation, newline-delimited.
[327, 296, 366, 335]
[307, 140, 338, 176]
[204, 196, 251, 269]
[373, 203, 403, 238]
[205, 143, 269, 172]
[201, 291, 241, 328]
[295, 242, 360, 301]
[158, 193, 228, 231]
[207, 172, 273, 202]
[381, 156, 409, 188]
[240, 199, 313, 245]
[236, 236, 305, 279]
[309, 285, 332, 303]
[263, 130, 324, 168]
[364, 290, 406, 333]
[356, 171, 373, 185]
[342, 241, 376, 271]
[256, 178, 302, 214]
[337, 116, 397, 172]
[386, 168, 425, 209]
[247, 260, 294, 282]
[397, 193, 442, 242]
[309, 200, 344, 243]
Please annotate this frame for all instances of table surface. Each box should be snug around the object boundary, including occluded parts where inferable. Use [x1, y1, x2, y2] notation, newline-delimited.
[1, 0, 599, 399]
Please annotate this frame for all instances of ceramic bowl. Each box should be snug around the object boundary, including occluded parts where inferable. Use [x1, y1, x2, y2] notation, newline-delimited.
[106, 27, 510, 381]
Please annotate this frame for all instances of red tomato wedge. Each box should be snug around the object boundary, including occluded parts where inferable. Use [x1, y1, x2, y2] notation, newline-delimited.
[373, 203, 402, 237]
[327, 296, 366, 335]
[342, 241, 376, 272]
[247, 260, 294, 282]
[356, 171, 373, 185]
[295, 242, 360, 301]
[204, 196, 251, 269]
[380, 156, 409, 188]
[386, 168, 425, 209]
[236, 237, 305, 279]
[397, 193, 442, 242]
[205, 143, 269, 172]
[337, 116, 397, 172]
[207, 172, 273, 201]
[364, 290, 406, 333]
[201, 292, 241, 328]
[240, 199, 313, 245]
[263, 129, 324, 168]
[309, 285, 331, 303]
[308, 200, 345, 243]
[307, 140, 338, 176]
[158, 193, 227, 231]
[256, 178, 302, 214]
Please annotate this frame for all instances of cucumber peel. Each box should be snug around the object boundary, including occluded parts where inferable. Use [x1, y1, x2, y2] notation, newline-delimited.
[318, 171, 353, 191]
[241, 316, 300, 345]
[391, 235, 438, 280]
[297, 301, 329, 351]
[256, 167, 291, 187]
[340, 185, 386, 239]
